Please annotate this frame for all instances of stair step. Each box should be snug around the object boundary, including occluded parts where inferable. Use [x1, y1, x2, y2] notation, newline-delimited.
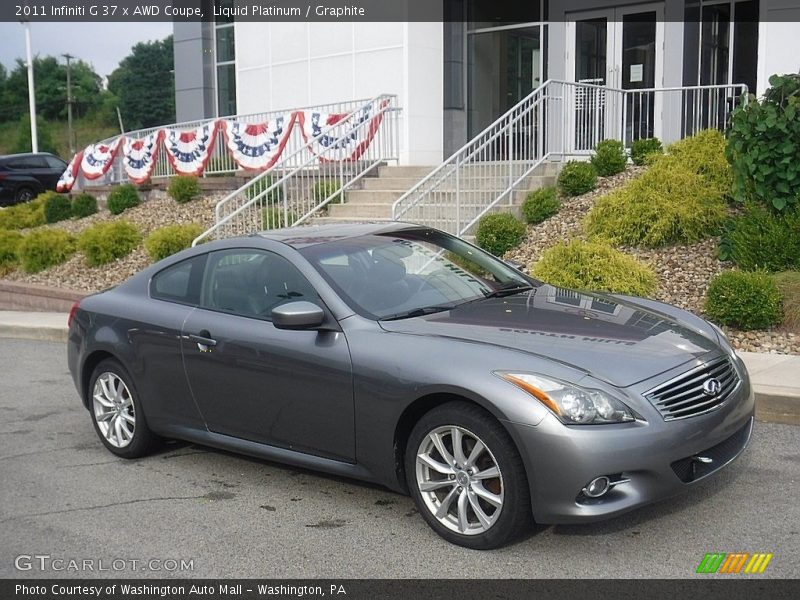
[312, 216, 395, 224]
[329, 203, 394, 218]
[360, 177, 426, 191]
[377, 165, 436, 178]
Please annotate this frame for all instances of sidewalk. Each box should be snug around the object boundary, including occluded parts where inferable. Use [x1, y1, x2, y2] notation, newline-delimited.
[0, 311, 797, 424]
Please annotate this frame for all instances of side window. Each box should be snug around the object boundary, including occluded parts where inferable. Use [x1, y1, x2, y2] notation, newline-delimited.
[8, 156, 47, 169]
[150, 255, 206, 305]
[201, 249, 319, 320]
[45, 156, 67, 170]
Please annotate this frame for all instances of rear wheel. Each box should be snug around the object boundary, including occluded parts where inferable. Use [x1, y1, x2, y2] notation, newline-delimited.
[405, 401, 532, 549]
[88, 359, 159, 458]
[14, 187, 35, 204]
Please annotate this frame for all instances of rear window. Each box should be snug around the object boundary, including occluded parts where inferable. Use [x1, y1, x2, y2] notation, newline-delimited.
[150, 254, 206, 305]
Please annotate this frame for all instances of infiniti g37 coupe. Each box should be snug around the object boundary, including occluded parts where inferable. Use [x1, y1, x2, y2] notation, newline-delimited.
[67, 223, 754, 549]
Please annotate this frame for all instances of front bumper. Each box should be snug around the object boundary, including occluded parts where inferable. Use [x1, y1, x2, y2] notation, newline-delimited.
[504, 366, 755, 524]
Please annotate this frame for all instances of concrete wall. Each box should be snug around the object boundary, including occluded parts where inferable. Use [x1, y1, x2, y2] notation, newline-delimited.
[758, 0, 800, 96]
[173, 21, 216, 122]
[234, 22, 444, 165]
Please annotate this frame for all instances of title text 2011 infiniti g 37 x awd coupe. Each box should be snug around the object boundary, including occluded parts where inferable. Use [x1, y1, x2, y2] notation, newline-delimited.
[67, 223, 754, 549]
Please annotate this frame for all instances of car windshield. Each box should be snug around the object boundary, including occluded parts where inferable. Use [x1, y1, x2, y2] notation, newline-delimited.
[299, 228, 534, 320]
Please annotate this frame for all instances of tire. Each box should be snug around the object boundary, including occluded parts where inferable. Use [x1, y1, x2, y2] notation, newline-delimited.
[87, 359, 159, 458]
[14, 187, 35, 204]
[405, 401, 532, 549]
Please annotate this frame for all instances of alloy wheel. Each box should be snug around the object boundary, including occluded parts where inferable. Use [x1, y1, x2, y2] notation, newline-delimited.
[92, 372, 136, 448]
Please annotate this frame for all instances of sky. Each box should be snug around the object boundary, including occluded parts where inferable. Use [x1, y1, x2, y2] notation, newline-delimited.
[0, 21, 173, 81]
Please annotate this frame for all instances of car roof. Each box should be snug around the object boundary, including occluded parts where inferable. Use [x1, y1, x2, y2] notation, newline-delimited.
[256, 222, 423, 248]
[0, 152, 60, 160]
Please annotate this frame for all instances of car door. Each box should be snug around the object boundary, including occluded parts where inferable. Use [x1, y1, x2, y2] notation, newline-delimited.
[181, 247, 356, 462]
[43, 155, 68, 189]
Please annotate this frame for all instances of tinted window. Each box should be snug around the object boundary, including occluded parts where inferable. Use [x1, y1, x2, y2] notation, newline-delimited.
[200, 249, 319, 320]
[151, 255, 206, 305]
[45, 156, 67, 170]
[7, 156, 48, 169]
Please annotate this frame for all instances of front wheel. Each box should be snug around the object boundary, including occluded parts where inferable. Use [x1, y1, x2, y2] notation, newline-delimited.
[405, 401, 532, 549]
[88, 359, 159, 458]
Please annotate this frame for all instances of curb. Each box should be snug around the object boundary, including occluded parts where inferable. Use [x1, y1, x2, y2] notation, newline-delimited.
[0, 324, 68, 343]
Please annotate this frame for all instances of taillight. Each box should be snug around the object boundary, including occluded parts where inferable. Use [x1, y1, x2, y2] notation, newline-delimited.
[67, 301, 80, 328]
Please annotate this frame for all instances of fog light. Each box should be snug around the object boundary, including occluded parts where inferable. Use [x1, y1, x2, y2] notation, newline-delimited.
[582, 476, 611, 498]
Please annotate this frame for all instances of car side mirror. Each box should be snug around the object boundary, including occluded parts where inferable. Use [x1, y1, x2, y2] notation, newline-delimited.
[272, 301, 326, 330]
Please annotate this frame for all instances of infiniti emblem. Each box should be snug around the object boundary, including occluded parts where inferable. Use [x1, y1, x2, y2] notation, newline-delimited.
[702, 378, 722, 396]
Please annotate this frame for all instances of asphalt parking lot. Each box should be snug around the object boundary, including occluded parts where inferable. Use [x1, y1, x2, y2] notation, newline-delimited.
[1, 338, 798, 579]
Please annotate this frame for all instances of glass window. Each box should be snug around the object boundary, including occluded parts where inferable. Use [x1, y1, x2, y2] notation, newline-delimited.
[151, 255, 207, 305]
[7, 156, 47, 169]
[216, 26, 235, 62]
[217, 63, 237, 117]
[201, 249, 320, 320]
[45, 156, 67, 170]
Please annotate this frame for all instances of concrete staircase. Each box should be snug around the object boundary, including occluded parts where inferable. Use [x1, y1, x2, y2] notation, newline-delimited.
[313, 162, 559, 226]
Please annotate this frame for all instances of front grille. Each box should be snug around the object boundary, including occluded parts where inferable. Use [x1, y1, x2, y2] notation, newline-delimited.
[644, 356, 740, 421]
[671, 418, 753, 482]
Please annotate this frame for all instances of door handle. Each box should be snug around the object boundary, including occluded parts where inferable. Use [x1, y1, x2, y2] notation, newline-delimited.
[189, 331, 217, 353]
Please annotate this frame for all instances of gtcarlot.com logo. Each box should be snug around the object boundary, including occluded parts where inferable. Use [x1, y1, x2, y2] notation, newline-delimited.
[697, 552, 773, 574]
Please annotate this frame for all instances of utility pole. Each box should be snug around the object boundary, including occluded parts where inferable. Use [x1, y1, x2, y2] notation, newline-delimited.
[62, 53, 75, 155]
[24, 20, 38, 153]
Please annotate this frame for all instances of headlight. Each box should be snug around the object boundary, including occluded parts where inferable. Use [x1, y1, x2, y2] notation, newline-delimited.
[495, 371, 638, 425]
[709, 322, 738, 356]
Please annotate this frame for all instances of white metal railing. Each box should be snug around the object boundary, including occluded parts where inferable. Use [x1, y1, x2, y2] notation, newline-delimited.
[192, 94, 400, 245]
[75, 97, 386, 188]
[392, 80, 747, 237]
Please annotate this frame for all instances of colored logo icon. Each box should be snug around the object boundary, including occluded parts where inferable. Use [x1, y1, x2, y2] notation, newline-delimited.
[697, 553, 773, 574]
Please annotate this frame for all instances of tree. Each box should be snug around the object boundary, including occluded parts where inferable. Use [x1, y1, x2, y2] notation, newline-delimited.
[12, 114, 59, 155]
[107, 36, 175, 130]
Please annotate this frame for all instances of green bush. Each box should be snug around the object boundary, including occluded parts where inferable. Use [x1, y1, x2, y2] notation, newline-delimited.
[0, 230, 23, 274]
[557, 161, 597, 197]
[144, 224, 204, 261]
[727, 73, 800, 212]
[773, 271, 800, 331]
[71, 194, 98, 218]
[720, 205, 800, 271]
[591, 139, 628, 177]
[247, 175, 284, 203]
[475, 213, 527, 256]
[77, 221, 141, 267]
[168, 175, 202, 204]
[107, 184, 140, 215]
[0, 198, 45, 230]
[521, 187, 560, 224]
[630, 138, 663, 166]
[42, 192, 72, 224]
[262, 207, 298, 229]
[662, 129, 732, 199]
[705, 270, 782, 330]
[17, 229, 76, 273]
[312, 180, 344, 205]
[531, 239, 657, 297]
[585, 158, 728, 247]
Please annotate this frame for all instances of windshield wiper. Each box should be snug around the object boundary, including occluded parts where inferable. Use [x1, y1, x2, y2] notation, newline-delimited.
[379, 305, 458, 321]
[483, 281, 534, 298]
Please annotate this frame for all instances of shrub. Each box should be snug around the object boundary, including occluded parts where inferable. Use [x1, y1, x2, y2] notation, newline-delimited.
[107, 184, 140, 215]
[630, 137, 663, 166]
[0, 230, 23, 274]
[585, 159, 728, 247]
[77, 221, 140, 267]
[662, 129, 732, 199]
[247, 175, 284, 203]
[262, 207, 298, 229]
[531, 239, 657, 297]
[521, 187, 560, 225]
[705, 270, 782, 330]
[312, 180, 344, 205]
[727, 73, 800, 212]
[168, 175, 202, 204]
[475, 213, 527, 256]
[0, 198, 45, 230]
[591, 139, 628, 177]
[557, 161, 597, 197]
[42, 192, 72, 224]
[71, 193, 98, 218]
[720, 205, 800, 271]
[144, 224, 204, 261]
[17, 229, 76, 273]
[773, 271, 800, 331]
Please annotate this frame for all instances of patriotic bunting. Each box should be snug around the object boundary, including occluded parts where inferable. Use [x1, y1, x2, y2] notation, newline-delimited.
[163, 122, 219, 176]
[223, 114, 295, 171]
[56, 151, 83, 193]
[297, 100, 387, 162]
[122, 131, 163, 184]
[80, 138, 122, 180]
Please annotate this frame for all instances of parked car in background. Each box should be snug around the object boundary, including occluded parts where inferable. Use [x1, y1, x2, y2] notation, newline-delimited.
[0, 152, 68, 205]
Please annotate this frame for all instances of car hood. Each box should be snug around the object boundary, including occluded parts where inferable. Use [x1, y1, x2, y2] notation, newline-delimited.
[378, 285, 719, 387]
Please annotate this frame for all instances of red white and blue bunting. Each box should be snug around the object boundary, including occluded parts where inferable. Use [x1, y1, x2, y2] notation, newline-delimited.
[297, 100, 387, 162]
[223, 114, 295, 171]
[56, 151, 83, 193]
[122, 131, 163, 184]
[163, 122, 219, 176]
[80, 138, 122, 180]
